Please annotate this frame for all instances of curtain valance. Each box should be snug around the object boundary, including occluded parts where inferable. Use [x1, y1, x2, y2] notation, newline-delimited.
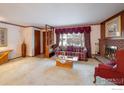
[55, 26, 91, 34]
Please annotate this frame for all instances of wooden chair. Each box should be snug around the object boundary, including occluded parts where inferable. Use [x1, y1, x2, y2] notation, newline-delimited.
[0, 51, 9, 64]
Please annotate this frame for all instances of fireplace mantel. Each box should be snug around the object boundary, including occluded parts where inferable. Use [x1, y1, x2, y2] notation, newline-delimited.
[106, 37, 124, 40]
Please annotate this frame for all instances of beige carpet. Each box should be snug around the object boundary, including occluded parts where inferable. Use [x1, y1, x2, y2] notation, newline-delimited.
[0, 57, 115, 85]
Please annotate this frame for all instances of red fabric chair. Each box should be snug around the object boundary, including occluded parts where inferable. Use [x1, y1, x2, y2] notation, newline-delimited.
[94, 50, 124, 85]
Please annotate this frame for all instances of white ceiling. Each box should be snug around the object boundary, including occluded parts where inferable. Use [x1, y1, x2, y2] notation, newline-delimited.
[0, 3, 124, 27]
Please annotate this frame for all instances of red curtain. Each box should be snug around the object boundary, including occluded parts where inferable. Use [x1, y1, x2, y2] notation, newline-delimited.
[55, 26, 91, 58]
[55, 26, 91, 34]
[84, 31, 91, 58]
[56, 33, 60, 46]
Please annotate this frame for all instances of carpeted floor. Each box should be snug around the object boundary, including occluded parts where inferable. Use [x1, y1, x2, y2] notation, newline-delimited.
[0, 57, 115, 85]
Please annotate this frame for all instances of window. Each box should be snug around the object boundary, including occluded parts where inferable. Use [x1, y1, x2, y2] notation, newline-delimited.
[59, 33, 85, 47]
[0, 28, 7, 47]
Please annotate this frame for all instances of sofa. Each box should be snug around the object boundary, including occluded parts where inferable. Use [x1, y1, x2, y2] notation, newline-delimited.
[55, 46, 88, 61]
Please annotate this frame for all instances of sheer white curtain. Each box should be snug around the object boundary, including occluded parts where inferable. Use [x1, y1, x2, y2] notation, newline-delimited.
[59, 33, 85, 47]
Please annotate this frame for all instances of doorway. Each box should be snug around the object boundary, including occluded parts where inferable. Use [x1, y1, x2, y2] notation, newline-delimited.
[34, 30, 41, 56]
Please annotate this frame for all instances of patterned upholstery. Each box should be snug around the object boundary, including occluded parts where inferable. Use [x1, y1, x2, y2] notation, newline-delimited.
[55, 46, 87, 61]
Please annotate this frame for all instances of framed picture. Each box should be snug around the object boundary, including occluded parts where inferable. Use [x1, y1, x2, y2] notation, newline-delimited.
[0, 28, 7, 47]
[105, 16, 121, 37]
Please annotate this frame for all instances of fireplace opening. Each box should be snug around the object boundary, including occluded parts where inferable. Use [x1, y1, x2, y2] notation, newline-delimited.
[105, 45, 118, 60]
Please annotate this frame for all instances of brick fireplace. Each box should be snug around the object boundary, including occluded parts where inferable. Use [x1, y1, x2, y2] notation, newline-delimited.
[105, 38, 124, 49]
[96, 38, 124, 64]
[99, 38, 124, 56]
[97, 10, 124, 64]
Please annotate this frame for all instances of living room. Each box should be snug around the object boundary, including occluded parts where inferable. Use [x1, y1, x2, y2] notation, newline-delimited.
[0, 3, 124, 87]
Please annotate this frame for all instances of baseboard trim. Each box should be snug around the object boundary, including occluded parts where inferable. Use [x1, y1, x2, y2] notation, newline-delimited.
[8, 56, 22, 61]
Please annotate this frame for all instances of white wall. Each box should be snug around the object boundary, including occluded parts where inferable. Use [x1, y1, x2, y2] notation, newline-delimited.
[91, 25, 100, 54]
[0, 23, 23, 59]
[0, 23, 43, 59]
[22, 27, 43, 56]
[22, 27, 34, 56]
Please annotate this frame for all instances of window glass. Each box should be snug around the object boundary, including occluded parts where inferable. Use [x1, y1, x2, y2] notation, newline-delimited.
[59, 33, 85, 47]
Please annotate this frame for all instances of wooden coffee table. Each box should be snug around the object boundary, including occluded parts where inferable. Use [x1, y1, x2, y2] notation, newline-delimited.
[56, 55, 78, 68]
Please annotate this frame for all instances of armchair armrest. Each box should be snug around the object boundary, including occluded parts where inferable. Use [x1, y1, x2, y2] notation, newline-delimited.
[97, 64, 117, 71]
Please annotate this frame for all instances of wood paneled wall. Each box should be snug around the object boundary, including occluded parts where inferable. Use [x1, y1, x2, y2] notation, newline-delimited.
[99, 10, 124, 56]
[121, 12, 124, 36]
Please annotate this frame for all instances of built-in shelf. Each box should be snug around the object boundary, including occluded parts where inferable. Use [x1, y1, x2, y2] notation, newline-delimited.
[43, 25, 55, 58]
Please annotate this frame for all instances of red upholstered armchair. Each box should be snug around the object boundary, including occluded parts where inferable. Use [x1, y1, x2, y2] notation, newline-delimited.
[94, 50, 124, 85]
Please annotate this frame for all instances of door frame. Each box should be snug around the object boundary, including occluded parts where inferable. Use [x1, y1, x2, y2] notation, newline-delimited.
[34, 30, 41, 56]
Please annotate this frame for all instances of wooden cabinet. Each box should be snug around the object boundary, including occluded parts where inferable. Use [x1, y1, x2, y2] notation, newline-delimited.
[46, 31, 54, 46]
[43, 25, 55, 57]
